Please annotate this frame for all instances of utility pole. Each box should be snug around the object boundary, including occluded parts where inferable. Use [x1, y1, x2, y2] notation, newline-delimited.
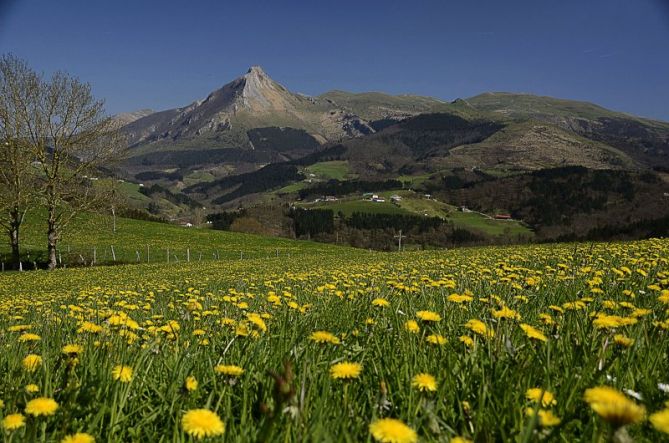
[394, 229, 404, 251]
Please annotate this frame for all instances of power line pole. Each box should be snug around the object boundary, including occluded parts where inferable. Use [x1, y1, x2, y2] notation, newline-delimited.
[394, 229, 404, 251]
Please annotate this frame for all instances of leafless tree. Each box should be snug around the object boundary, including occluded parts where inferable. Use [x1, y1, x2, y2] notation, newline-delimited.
[0, 55, 39, 268]
[1, 55, 126, 270]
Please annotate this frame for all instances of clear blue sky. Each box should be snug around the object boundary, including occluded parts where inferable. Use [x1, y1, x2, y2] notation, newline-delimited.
[1, 0, 668, 120]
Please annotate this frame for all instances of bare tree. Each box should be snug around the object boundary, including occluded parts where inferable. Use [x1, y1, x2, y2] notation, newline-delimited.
[0, 55, 39, 268]
[5, 63, 126, 270]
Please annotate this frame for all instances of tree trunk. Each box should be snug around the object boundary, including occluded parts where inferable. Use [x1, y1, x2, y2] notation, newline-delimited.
[47, 213, 58, 270]
[8, 208, 21, 270]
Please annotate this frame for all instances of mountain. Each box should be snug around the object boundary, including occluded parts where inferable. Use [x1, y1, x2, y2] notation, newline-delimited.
[113, 108, 154, 126]
[465, 92, 669, 168]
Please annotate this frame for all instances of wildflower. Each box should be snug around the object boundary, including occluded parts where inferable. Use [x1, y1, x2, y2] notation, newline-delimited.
[614, 334, 634, 347]
[62, 344, 84, 355]
[18, 333, 41, 342]
[425, 334, 446, 345]
[526, 388, 557, 407]
[185, 376, 198, 392]
[412, 373, 437, 392]
[650, 408, 669, 434]
[447, 293, 473, 303]
[214, 364, 244, 377]
[465, 319, 494, 338]
[372, 298, 390, 307]
[2, 413, 25, 431]
[22, 354, 42, 372]
[416, 310, 442, 322]
[525, 408, 562, 427]
[112, 365, 133, 383]
[492, 306, 520, 320]
[61, 433, 95, 443]
[181, 408, 225, 439]
[25, 397, 58, 416]
[369, 418, 417, 443]
[584, 386, 645, 426]
[25, 384, 39, 393]
[451, 437, 473, 443]
[459, 335, 475, 348]
[77, 321, 103, 333]
[404, 320, 420, 333]
[329, 362, 362, 380]
[310, 331, 341, 345]
[519, 323, 548, 342]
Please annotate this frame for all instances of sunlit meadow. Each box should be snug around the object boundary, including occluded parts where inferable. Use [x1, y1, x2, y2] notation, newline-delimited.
[1, 238, 669, 442]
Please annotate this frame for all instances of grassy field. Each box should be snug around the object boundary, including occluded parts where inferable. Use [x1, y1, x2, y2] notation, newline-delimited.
[0, 236, 668, 441]
[305, 161, 354, 181]
[0, 211, 338, 267]
[307, 198, 412, 216]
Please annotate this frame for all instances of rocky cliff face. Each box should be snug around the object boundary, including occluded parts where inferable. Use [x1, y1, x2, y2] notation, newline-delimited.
[122, 66, 380, 148]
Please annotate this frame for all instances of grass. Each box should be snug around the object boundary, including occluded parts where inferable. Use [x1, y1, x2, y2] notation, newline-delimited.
[0, 237, 668, 441]
[306, 198, 412, 216]
[305, 161, 353, 181]
[0, 210, 340, 267]
[448, 210, 532, 237]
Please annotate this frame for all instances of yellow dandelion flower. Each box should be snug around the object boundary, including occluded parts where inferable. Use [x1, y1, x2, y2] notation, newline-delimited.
[525, 408, 562, 427]
[185, 376, 198, 392]
[77, 321, 103, 333]
[404, 320, 420, 334]
[416, 310, 442, 322]
[519, 323, 548, 342]
[369, 418, 417, 443]
[372, 298, 390, 307]
[492, 306, 520, 320]
[22, 354, 42, 372]
[584, 386, 645, 426]
[412, 373, 437, 392]
[25, 384, 39, 394]
[426, 334, 447, 345]
[465, 319, 494, 338]
[112, 365, 133, 383]
[459, 335, 475, 348]
[214, 364, 244, 377]
[2, 413, 25, 431]
[310, 331, 341, 345]
[18, 333, 41, 342]
[61, 433, 95, 443]
[650, 408, 669, 434]
[451, 437, 473, 443]
[62, 344, 83, 355]
[181, 408, 225, 439]
[329, 362, 362, 380]
[25, 397, 58, 416]
[526, 388, 557, 407]
[614, 334, 634, 347]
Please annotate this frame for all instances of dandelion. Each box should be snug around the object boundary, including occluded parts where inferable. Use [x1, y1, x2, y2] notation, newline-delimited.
[650, 408, 669, 434]
[613, 334, 634, 347]
[25, 397, 58, 416]
[525, 408, 562, 427]
[584, 386, 645, 426]
[214, 364, 244, 377]
[412, 373, 437, 392]
[372, 298, 390, 307]
[465, 319, 494, 338]
[62, 344, 84, 355]
[459, 335, 475, 348]
[185, 376, 198, 392]
[310, 331, 341, 345]
[369, 418, 417, 443]
[519, 323, 548, 342]
[18, 332, 41, 342]
[416, 310, 441, 322]
[526, 388, 557, 407]
[25, 384, 39, 394]
[22, 354, 42, 372]
[77, 321, 103, 333]
[181, 408, 225, 439]
[451, 437, 473, 443]
[404, 320, 420, 333]
[425, 334, 446, 345]
[61, 433, 95, 443]
[112, 365, 133, 383]
[329, 362, 362, 380]
[2, 413, 25, 431]
[492, 306, 520, 320]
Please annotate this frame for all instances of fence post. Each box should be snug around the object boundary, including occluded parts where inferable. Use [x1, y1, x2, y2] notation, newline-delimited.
[111, 245, 116, 262]
[147, 245, 150, 263]
[187, 248, 190, 262]
[136, 250, 140, 262]
[93, 247, 96, 265]
[167, 248, 170, 264]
